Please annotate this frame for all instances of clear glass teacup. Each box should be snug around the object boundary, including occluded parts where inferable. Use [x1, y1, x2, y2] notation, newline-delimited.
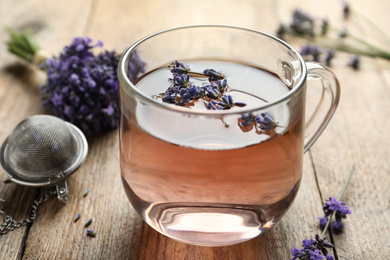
[118, 25, 340, 246]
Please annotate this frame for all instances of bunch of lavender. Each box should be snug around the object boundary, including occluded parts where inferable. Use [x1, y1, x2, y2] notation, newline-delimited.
[277, 3, 390, 68]
[158, 60, 246, 110]
[6, 30, 145, 134]
[290, 167, 354, 260]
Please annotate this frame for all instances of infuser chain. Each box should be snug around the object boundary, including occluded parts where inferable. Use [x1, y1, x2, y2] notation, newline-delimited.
[0, 189, 57, 236]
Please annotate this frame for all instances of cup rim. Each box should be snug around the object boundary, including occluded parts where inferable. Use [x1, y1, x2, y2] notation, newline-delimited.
[118, 24, 307, 116]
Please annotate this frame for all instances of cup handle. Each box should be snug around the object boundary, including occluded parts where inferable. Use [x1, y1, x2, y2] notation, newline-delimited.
[303, 62, 341, 153]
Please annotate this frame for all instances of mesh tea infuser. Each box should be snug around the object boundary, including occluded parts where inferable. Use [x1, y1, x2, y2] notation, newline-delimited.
[0, 115, 88, 235]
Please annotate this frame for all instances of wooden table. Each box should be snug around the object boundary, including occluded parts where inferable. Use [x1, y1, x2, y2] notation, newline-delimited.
[0, 0, 389, 259]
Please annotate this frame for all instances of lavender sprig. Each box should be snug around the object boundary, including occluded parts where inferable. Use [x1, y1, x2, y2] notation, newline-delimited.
[277, 6, 390, 66]
[289, 166, 354, 260]
[318, 166, 354, 237]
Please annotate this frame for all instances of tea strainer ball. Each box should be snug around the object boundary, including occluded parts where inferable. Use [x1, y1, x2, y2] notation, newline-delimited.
[0, 115, 88, 202]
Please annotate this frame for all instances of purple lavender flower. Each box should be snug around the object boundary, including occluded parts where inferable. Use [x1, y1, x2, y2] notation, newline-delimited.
[216, 79, 227, 92]
[40, 37, 145, 134]
[290, 9, 315, 37]
[276, 23, 287, 40]
[170, 60, 190, 75]
[204, 84, 220, 99]
[300, 44, 321, 62]
[317, 216, 328, 227]
[174, 74, 191, 87]
[203, 68, 224, 81]
[342, 1, 350, 19]
[290, 234, 334, 260]
[255, 112, 278, 130]
[239, 114, 256, 127]
[325, 50, 335, 66]
[318, 196, 351, 232]
[348, 55, 360, 70]
[326, 197, 343, 211]
[309, 249, 325, 260]
[303, 238, 314, 247]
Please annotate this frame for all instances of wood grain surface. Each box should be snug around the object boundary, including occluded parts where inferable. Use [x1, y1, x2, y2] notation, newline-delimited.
[0, 0, 389, 259]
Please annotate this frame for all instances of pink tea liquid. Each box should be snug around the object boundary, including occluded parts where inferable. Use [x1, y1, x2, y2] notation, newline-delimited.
[120, 60, 304, 246]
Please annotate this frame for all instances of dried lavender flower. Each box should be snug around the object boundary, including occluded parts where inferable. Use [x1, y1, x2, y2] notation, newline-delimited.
[300, 44, 321, 62]
[276, 4, 390, 66]
[342, 1, 350, 19]
[74, 213, 81, 222]
[203, 68, 224, 81]
[86, 229, 96, 237]
[255, 112, 278, 130]
[83, 188, 90, 197]
[325, 50, 335, 66]
[348, 55, 360, 70]
[276, 23, 287, 40]
[84, 218, 93, 227]
[290, 9, 315, 37]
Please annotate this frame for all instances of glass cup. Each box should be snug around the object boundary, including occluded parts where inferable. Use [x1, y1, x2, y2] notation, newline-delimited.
[118, 25, 340, 246]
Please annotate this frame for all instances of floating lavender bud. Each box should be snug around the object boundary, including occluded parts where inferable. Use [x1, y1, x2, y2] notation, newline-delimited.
[216, 79, 227, 92]
[74, 213, 81, 222]
[84, 218, 93, 227]
[170, 60, 190, 75]
[203, 68, 224, 80]
[234, 102, 247, 107]
[239, 114, 256, 127]
[86, 229, 96, 237]
[205, 100, 218, 110]
[204, 85, 220, 99]
[163, 93, 177, 103]
[221, 95, 230, 106]
[255, 112, 278, 130]
[174, 74, 190, 86]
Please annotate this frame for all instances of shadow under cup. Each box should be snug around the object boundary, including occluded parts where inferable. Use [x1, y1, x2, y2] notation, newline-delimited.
[118, 25, 339, 246]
